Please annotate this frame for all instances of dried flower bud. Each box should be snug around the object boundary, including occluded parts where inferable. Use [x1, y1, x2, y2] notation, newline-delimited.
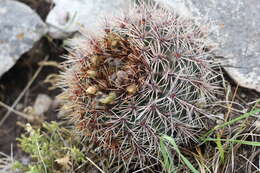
[127, 84, 138, 94]
[86, 86, 98, 95]
[99, 92, 117, 104]
[86, 70, 97, 78]
[90, 55, 104, 66]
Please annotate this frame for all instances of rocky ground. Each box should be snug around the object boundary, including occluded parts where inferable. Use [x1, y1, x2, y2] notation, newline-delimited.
[0, 0, 63, 155]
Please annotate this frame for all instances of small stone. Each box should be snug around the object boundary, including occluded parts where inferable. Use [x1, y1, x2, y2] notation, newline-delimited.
[33, 94, 52, 115]
[0, 0, 47, 78]
[240, 93, 246, 98]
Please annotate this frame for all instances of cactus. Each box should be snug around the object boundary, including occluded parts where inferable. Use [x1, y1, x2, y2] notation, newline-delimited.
[58, 1, 223, 170]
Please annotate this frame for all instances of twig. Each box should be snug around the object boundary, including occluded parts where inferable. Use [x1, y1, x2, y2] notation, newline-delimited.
[85, 156, 105, 173]
[0, 101, 34, 121]
[0, 56, 49, 127]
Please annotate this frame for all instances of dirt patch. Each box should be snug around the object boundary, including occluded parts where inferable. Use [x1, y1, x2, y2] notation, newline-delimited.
[0, 36, 66, 154]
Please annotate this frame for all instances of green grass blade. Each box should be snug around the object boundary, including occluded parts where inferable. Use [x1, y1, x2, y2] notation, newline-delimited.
[252, 98, 260, 110]
[216, 133, 225, 163]
[160, 138, 174, 172]
[204, 138, 260, 147]
[201, 108, 260, 140]
[162, 135, 200, 173]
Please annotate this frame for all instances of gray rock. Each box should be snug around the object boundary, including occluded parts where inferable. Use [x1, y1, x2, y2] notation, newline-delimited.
[0, 0, 47, 78]
[45, 0, 131, 38]
[155, 0, 260, 92]
[33, 94, 52, 116]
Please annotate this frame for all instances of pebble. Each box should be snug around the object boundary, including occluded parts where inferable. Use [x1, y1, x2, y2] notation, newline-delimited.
[33, 94, 52, 115]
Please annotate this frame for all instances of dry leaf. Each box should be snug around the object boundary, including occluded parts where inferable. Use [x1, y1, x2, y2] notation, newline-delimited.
[55, 155, 71, 170]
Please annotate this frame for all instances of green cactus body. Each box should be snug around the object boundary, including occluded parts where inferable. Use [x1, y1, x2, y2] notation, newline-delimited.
[59, 1, 223, 169]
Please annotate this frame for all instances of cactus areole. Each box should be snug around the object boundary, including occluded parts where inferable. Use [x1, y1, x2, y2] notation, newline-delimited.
[59, 2, 223, 168]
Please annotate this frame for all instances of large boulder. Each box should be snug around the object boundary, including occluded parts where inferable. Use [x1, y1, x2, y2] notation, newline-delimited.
[46, 0, 131, 38]
[156, 0, 260, 92]
[0, 0, 47, 78]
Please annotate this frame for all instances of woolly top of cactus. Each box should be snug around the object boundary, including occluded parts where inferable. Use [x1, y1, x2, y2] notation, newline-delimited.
[59, 1, 223, 169]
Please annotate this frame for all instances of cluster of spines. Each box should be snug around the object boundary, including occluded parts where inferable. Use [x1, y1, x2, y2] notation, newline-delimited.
[59, 1, 223, 170]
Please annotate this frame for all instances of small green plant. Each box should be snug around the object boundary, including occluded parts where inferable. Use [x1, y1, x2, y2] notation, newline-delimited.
[15, 122, 85, 173]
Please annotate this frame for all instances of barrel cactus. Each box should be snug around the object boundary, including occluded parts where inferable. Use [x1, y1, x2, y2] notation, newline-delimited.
[59, 1, 223, 170]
